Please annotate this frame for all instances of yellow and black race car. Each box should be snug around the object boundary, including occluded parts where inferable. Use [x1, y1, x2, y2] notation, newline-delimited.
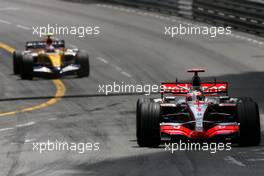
[13, 36, 90, 80]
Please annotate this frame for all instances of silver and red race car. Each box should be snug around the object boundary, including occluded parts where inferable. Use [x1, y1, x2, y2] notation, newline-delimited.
[136, 69, 261, 147]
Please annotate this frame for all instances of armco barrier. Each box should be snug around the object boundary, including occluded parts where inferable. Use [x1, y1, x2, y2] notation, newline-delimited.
[112, 0, 193, 18]
[108, 0, 264, 37]
[193, 0, 264, 36]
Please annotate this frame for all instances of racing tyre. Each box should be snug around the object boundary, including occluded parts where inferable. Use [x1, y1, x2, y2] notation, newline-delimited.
[13, 51, 23, 75]
[20, 55, 34, 80]
[137, 102, 161, 147]
[76, 51, 90, 78]
[237, 98, 261, 146]
[136, 98, 151, 140]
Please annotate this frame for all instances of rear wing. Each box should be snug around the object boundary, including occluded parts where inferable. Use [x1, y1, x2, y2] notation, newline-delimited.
[161, 82, 228, 95]
[26, 40, 65, 50]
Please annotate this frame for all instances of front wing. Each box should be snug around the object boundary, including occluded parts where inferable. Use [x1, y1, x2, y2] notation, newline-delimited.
[160, 123, 239, 141]
[33, 64, 80, 75]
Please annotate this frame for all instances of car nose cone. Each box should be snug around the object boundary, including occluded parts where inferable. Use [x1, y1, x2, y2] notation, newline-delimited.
[53, 67, 61, 74]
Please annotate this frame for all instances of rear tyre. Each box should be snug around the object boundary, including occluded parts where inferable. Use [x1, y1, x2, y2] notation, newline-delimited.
[76, 51, 90, 78]
[13, 51, 23, 75]
[137, 102, 161, 147]
[20, 55, 34, 80]
[237, 98, 261, 146]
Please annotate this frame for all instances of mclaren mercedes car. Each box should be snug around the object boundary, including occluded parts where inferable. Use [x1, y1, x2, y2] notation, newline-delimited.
[13, 36, 90, 79]
[136, 69, 261, 147]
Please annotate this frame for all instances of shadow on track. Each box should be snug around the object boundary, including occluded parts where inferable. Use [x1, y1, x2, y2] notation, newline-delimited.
[4, 71, 264, 110]
[68, 150, 264, 176]
[0, 92, 150, 102]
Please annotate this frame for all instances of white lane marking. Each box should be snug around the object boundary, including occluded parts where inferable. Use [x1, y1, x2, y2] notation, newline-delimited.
[224, 156, 246, 167]
[97, 57, 109, 64]
[0, 127, 14, 132]
[25, 139, 35, 143]
[69, 44, 77, 49]
[16, 24, 30, 30]
[11, 142, 21, 145]
[47, 118, 57, 121]
[251, 149, 262, 152]
[16, 121, 35, 128]
[247, 158, 264, 161]
[0, 19, 11, 24]
[96, 3, 264, 48]
[114, 66, 122, 71]
[238, 152, 246, 154]
[111, 64, 122, 71]
[0, 7, 20, 11]
[247, 38, 253, 42]
[97, 57, 133, 78]
[121, 71, 132, 78]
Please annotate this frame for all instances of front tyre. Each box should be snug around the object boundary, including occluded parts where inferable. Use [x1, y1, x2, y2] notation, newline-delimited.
[13, 51, 23, 75]
[237, 98, 261, 146]
[137, 102, 161, 147]
[136, 98, 151, 141]
[76, 51, 90, 78]
[20, 55, 34, 80]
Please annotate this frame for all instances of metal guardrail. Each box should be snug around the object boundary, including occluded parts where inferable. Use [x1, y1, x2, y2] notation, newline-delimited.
[109, 0, 264, 36]
[248, 0, 264, 4]
[105, 0, 264, 36]
[193, 0, 264, 36]
[112, 0, 193, 18]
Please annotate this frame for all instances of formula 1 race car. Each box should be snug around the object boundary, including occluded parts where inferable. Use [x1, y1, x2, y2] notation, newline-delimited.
[137, 69, 261, 147]
[13, 36, 89, 79]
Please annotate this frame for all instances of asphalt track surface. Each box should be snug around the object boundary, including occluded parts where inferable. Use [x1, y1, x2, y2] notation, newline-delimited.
[0, 0, 264, 175]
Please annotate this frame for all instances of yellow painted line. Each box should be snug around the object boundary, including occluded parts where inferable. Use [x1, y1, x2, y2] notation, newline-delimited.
[0, 42, 15, 53]
[0, 42, 66, 117]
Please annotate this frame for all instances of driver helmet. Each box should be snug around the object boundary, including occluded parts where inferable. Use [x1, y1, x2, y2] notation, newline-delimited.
[186, 90, 205, 101]
[46, 45, 55, 53]
[46, 35, 53, 45]
[196, 91, 205, 101]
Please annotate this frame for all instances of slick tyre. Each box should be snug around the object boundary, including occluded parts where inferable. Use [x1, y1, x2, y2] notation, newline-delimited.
[20, 55, 34, 80]
[136, 98, 151, 140]
[76, 51, 90, 78]
[137, 102, 161, 147]
[13, 51, 23, 75]
[237, 98, 261, 146]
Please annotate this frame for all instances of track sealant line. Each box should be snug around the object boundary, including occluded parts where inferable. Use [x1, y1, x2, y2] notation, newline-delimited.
[0, 42, 66, 117]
